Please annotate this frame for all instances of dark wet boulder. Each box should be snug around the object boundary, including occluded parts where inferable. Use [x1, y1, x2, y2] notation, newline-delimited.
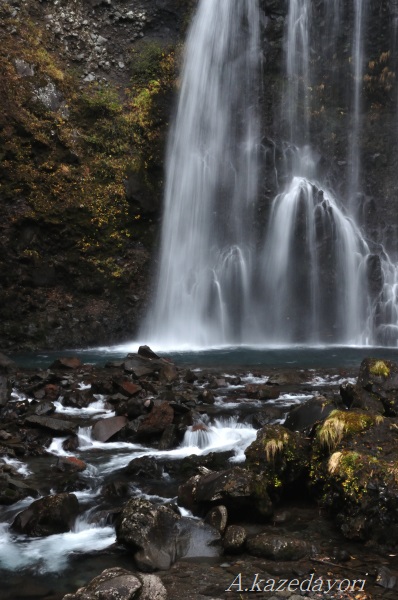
[159, 362, 178, 383]
[136, 401, 174, 438]
[163, 450, 234, 481]
[184, 369, 197, 383]
[55, 456, 87, 473]
[62, 567, 167, 600]
[284, 395, 338, 431]
[341, 383, 385, 415]
[50, 357, 82, 369]
[125, 397, 152, 419]
[223, 525, 247, 553]
[311, 413, 398, 546]
[102, 479, 130, 499]
[24, 415, 77, 434]
[178, 466, 273, 519]
[198, 389, 215, 404]
[247, 533, 311, 560]
[0, 474, 39, 505]
[114, 380, 142, 398]
[245, 424, 310, 492]
[138, 346, 160, 360]
[124, 456, 164, 479]
[356, 358, 398, 415]
[12, 492, 79, 536]
[244, 406, 287, 428]
[116, 497, 181, 571]
[159, 424, 177, 450]
[92, 415, 128, 442]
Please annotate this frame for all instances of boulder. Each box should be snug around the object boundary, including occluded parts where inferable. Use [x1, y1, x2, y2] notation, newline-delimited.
[178, 466, 273, 518]
[247, 533, 311, 560]
[92, 416, 127, 442]
[124, 361, 157, 378]
[137, 346, 160, 359]
[116, 497, 181, 571]
[24, 415, 77, 434]
[137, 402, 174, 437]
[124, 456, 163, 479]
[12, 492, 79, 536]
[311, 416, 398, 546]
[245, 424, 310, 491]
[159, 363, 178, 383]
[115, 380, 142, 397]
[0, 475, 39, 505]
[284, 396, 337, 431]
[50, 357, 82, 369]
[197, 389, 215, 404]
[223, 525, 247, 553]
[62, 567, 167, 600]
[356, 358, 398, 415]
[55, 456, 87, 473]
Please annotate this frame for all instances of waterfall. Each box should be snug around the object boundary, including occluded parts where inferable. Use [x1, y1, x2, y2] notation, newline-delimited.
[285, 0, 311, 144]
[143, 0, 261, 348]
[348, 0, 367, 213]
[261, 170, 370, 344]
[142, 0, 398, 349]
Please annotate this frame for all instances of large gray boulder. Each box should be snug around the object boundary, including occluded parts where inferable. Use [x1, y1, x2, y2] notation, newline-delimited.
[62, 567, 167, 600]
[116, 498, 181, 571]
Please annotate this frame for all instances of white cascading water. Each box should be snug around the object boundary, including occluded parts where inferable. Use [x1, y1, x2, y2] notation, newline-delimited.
[348, 0, 367, 212]
[261, 171, 370, 343]
[260, 0, 371, 344]
[142, 0, 398, 348]
[143, 0, 261, 347]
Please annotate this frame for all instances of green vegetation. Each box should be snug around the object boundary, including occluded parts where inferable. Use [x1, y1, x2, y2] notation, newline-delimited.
[369, 359, 390, 378]
[0, 4, 177, 284]
[316, 410, 382, 451]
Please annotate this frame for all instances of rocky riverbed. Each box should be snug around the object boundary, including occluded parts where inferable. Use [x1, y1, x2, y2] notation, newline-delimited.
[0, 348, 398, 599]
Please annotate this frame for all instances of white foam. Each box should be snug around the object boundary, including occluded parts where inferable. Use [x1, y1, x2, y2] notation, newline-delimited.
[0, 520, 115, 573]
[2, 457, 32, 477]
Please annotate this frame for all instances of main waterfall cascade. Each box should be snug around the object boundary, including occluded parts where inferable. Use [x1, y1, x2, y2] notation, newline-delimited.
[143, 0, 398, 348]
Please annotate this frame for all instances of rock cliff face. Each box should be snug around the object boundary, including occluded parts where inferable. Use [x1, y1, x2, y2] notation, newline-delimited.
[0, 0, 192, 350]
[1, 0, 398, 350]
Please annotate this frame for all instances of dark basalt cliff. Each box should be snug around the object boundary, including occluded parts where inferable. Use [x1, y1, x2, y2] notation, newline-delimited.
[0, 0, 193, 351]
[1, 0, 398, 350]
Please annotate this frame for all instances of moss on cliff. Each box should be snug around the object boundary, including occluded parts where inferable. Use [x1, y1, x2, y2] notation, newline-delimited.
[0, 1, 179, 349]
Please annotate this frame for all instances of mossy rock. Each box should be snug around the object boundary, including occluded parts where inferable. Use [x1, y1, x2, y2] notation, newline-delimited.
[315, 409, 383, 452]
[356, 358, 398, 416]
[311, 417, 398, 547]
[245, 425, 310, 493]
